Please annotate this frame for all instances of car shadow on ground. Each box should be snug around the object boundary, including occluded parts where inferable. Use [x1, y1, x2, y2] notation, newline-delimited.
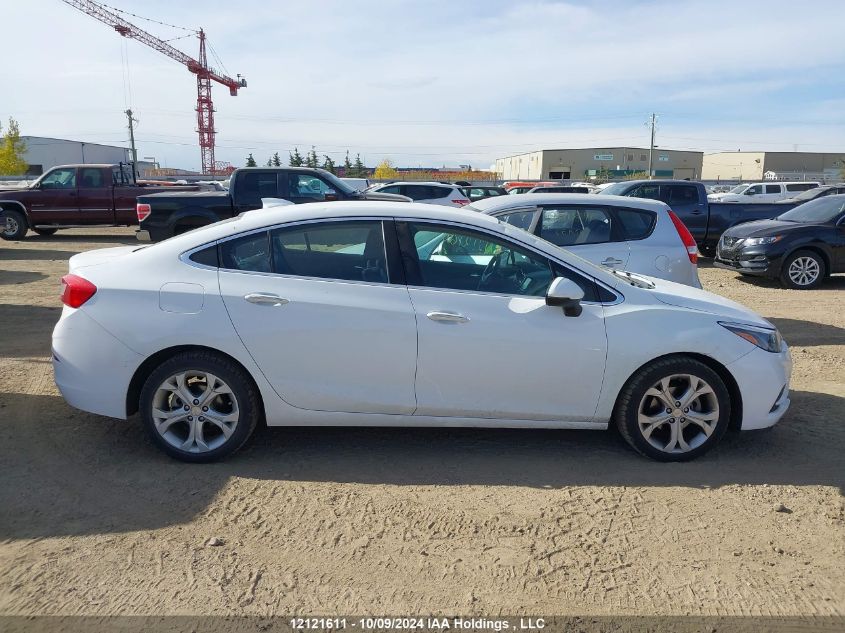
[0, 248, 82, 261]
[0, 304, 61, 356]
[0, 388, 842, 540]
[22, 233, 138, 245]
[769, 317, 845, 347]
[0, 270, 48, 285]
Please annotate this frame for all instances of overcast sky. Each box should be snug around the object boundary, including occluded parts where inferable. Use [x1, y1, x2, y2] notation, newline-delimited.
[5, 0, 845, 171]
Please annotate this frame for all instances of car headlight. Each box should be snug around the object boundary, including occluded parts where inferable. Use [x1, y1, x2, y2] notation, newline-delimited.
[719, 322, 783, 353]
[743, 236, 782, 246]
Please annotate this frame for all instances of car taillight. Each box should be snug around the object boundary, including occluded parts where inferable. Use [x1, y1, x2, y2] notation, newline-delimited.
[61, 274, 97, 308]
[668, 210, 698, 265]
[452, 198, 470, 206]
[136, 203, 151, 222]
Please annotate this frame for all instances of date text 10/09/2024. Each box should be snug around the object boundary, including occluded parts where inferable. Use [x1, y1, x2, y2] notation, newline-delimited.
[290, 618, 547, 631]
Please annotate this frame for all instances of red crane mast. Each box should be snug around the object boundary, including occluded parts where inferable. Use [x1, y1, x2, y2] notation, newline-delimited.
[61, 0, 247, 174]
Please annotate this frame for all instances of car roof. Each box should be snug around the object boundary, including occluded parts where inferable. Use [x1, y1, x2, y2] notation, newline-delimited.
[375, 181, 458, 187]
[468, 192, 670, 214]
[608, 179, 699, 187]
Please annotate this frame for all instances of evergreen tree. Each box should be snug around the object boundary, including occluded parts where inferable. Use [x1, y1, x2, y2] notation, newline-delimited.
[265, 158, 272, 167]
[322, 155, 336, 174]
[306, 146, 319, 168]
[289, 147, 304, 166]
[245, 153, 257, 167]
[353, 153, 366, 178]
[272, 152, 282, 167]
[343, 150, 353, 176]
[0, 118, 28, 176]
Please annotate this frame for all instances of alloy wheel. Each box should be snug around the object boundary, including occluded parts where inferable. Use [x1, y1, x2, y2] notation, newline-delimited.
[151, 370, 239, 453]
[787, 256, 820, 287]
[637, 374, 720, 454]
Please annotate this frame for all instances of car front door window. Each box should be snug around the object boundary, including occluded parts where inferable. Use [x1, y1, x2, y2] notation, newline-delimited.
[403, 222, 554, 296]
[40, 168, 76, 189]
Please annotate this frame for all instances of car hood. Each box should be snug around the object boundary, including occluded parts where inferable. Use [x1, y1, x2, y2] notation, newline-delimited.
[644, 275, 772, 328]
[68, 246, 140, 272]
[722, 219, 804, 238]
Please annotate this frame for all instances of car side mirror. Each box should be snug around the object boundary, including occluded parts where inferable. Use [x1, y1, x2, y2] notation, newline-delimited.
[324, 189, 338, 202]
[545, 277, 585, 317]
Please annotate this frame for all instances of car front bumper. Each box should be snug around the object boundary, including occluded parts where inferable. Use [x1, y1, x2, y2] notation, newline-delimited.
[714, 244, 785, 278]
[727, 344, 792, 430]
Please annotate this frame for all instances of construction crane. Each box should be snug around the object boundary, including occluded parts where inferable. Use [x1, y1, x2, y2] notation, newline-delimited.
[61, 0, 247, 175]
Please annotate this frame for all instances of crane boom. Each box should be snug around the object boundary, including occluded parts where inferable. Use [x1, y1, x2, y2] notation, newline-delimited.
[61, 0, 247, 174]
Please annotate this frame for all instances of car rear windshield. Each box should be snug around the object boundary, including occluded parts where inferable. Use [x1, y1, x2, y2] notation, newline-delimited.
[777, 196, 845, 223]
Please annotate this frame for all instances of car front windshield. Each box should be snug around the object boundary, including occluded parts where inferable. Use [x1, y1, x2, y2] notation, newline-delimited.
[788, 187, 824, 201]
[777, 196, 845, 223]
[599, 182, 628, 196]
[728, 184, 749, 194]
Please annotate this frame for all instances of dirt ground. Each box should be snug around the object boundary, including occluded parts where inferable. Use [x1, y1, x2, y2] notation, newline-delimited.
[0, 228, 843, 617]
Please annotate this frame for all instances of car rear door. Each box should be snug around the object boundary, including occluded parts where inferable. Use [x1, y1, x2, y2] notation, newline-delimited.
[661, 184, 707, 241]
[217, 219, 418, 415]
[535, 204, 630, 271]
[396, 219, 607, 421]
[77, 167, 114, 224]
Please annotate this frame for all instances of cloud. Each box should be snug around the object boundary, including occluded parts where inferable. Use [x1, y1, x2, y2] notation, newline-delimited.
[4, 0, 844, 171]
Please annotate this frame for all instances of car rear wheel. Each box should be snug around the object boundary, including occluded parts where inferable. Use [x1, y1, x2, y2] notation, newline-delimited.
[780, 250, 825, 289]
[1, 210, 28, 240]
[614, 356, 731, 462]
[139, 351, 260, 462]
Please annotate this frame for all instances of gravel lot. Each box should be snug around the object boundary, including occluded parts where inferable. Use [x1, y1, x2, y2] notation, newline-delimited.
[0, 228, 843, 617]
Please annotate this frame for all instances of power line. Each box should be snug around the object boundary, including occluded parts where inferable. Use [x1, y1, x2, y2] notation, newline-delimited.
[96, 1, 197, 32]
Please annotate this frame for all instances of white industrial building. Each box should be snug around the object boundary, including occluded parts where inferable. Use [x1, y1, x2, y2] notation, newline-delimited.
[21, 136, 132, 175]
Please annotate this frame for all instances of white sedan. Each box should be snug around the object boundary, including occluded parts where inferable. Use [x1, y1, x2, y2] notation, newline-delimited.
[53, 202, 792, 463]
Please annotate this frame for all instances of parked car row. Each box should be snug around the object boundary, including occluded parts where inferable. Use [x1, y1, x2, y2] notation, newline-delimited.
[53, 199, 793, 464]
[708, 181, 818, 203]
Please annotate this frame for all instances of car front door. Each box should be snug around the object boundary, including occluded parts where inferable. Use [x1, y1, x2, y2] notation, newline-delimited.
[285, 173, 344, 204]
[397, 220, 607, 421]
[77, 167, 113, 223]
[28, 167, 80, 224]
[535, 205, 630, 270]
[218, 219, 418, 414]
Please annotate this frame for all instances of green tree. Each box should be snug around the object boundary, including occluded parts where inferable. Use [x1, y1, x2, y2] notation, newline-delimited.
[305, 146, 319, 169]
[0, 118, 28, 176]
[343, 150, 353, 175]
[245, 153, 257, 167]
[373, 158, 397, 180]
[322, 155, 336, 174]
[265, 158, 272, 167]
[353, 153, 366, 177]
[289, 147, 304, 166]
[272, 152, 282, 167]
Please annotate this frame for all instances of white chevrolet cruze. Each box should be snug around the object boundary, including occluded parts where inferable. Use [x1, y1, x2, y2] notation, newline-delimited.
[53, 202, 792, 463]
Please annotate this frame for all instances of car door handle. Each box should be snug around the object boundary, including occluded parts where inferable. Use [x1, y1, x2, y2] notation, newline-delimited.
[690, 210, 703, 215]
[244, 293, 289, 307]
[601, 258, 624, 266]
[426, 311, 469, 324]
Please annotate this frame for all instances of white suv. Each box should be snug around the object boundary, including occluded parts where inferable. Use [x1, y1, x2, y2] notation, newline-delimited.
[368, 182, 470, 207]
[709, 181, 819, 203]
[469, 193, 701, 287]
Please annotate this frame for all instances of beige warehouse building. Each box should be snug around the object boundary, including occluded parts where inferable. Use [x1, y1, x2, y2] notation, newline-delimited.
[495, 147, 703, 181]
[701, 151, 845, 182]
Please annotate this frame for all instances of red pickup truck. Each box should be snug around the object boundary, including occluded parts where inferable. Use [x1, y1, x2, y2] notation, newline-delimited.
[0, 164, 197, 240]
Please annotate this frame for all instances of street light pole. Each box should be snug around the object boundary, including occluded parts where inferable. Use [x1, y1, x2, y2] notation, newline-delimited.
[647, 113, 656, 179]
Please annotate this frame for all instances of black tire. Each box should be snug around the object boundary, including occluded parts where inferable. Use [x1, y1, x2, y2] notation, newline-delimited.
[613, 356, 731, 462]
[32, 227, 58, 236]
[779, 249, 825, 290]
[1, 209, 28, 240]
[139, 351, 261, 463]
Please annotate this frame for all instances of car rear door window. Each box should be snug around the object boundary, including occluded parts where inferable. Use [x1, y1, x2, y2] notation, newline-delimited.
[666, 184, 699, 205]
[378, 185, 401, 195]
[219, 232, 272, 273]
[270, 220, 387, 283]
[79, 168, 105, 188]
[613, 208, 656, 241]
[238, 172, 280, 206]
[498, 210, 536, 231]
[539, 207, 614, 246]
[765, 184, 781, 194]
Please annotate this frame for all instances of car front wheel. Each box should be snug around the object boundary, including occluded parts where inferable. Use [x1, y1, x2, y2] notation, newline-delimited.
[614, 356, 731, 461]
[1, 210, 28, 240]
[139, 351, 261, 462]
[780, 249, 825, 289]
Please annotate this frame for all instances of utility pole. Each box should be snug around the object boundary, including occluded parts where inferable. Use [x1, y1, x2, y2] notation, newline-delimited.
[647, 112, 656, 180]
[125, 108, 138, 178]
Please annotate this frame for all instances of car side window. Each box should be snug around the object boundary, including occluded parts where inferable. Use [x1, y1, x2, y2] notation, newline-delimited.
[378, 185, 401, 195]
[270, 221, 387, 283]
[498, 210, 535, 231]
[539, 207, 614, 246]
[403, 222, 554, 296]
[238, 172, 280, 205]
[219, 232, 271, 273]
[765, 184, 781, 194]
[289, 175, 336, 201]
[39, 168, 76, 189]
[79, 168, 105, 188]
[613, 208, 656, 241]
[629, 184, 660, 201]
[746, 185, 763, 194]
[667, 184, 698, 204]
[402, 185, 431, 201]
